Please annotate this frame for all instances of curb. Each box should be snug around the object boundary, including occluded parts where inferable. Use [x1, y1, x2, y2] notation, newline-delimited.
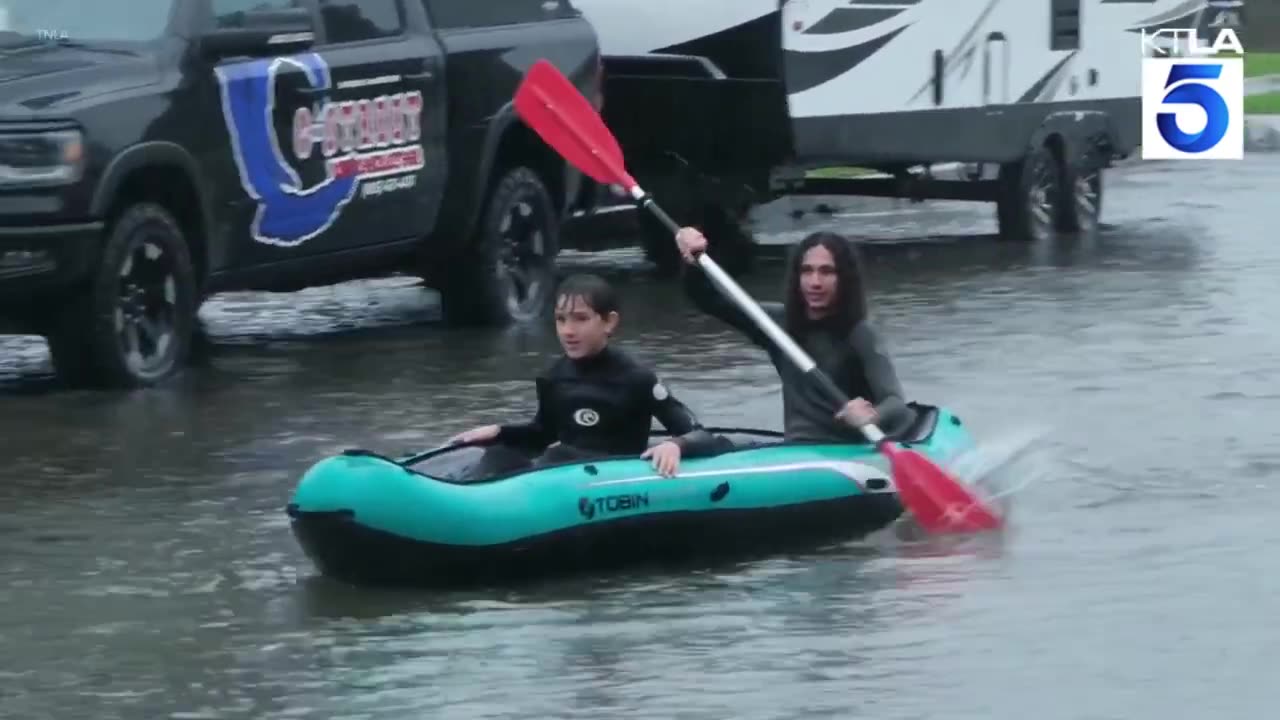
[1245, 114, 1280, 152]
[1245, 74, 1280, 95]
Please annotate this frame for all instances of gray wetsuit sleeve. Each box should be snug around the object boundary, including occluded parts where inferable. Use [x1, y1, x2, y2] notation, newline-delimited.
[682, 261, 785, 350]
[849, 322, 912, 433]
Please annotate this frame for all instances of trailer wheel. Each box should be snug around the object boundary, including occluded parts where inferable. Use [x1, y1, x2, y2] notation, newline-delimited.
[698, 202, 757, 277]
[440, 166, 557, 326]
[1056, 164, 1103, 235]
[637, 208, 684, 275]
[995, 144, 1061, 243]
[638, 197, 756, 277]
[45, 202, 198, 388]
[635, 172, 697, 275]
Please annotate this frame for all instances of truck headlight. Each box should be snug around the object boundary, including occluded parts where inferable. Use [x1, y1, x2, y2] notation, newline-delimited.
[0, 129, 85, 186]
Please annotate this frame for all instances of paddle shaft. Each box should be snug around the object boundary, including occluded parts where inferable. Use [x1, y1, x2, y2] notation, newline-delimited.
[629, 186, 889, 446]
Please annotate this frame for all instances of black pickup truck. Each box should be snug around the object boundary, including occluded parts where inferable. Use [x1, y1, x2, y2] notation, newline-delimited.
[0, 0, 601, 387]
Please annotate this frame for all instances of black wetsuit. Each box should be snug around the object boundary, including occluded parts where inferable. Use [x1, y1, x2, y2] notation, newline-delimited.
[683, 261, 916, 443]
[475, 346, 720, 474]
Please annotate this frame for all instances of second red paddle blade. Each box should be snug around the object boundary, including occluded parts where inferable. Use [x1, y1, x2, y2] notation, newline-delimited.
[888, 447, 1003, 534]
[514, 59, 632, 188]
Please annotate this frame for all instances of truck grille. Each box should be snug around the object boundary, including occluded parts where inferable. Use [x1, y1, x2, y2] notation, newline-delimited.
[0, 137, 56, 167]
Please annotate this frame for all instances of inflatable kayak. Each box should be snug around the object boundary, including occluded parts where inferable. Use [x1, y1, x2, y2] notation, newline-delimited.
[286, 403, 975, 587]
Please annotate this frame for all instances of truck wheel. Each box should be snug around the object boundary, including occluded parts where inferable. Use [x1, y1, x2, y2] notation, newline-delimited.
[995, 144, 1061, 243]
[440, 166, 558, 326]
[45, 203, 198, 388]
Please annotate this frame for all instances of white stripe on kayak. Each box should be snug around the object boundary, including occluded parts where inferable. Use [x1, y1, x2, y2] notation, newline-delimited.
[583, 460, 895, 492]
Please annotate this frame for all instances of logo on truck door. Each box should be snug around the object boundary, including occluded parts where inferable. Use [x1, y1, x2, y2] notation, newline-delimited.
[214, 53, 425, 247]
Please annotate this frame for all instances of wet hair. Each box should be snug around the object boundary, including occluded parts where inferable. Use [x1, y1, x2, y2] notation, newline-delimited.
[554, 273, 620, 318]
[783, 231, 868, 335]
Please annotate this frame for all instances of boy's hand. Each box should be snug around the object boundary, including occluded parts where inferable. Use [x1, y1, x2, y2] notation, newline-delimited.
[641, 441, 682, 477]
[450, 424, 500, 445]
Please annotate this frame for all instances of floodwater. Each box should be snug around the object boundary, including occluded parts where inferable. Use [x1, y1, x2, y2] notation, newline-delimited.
[2, 155, 1278, 719]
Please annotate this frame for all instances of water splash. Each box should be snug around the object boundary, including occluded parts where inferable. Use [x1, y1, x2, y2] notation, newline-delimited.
[946, 423, 1059, 520]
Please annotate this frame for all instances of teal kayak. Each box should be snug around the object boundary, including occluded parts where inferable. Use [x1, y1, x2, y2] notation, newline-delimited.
[287, 404, 976, 586]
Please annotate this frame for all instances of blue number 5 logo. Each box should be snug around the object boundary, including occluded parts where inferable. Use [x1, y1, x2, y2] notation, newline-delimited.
[1156, 64, 1230, 153]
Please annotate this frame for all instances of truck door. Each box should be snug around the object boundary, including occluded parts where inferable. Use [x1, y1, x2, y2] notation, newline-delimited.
[206, 0, 446, 267]
[300, 0, 448, 255]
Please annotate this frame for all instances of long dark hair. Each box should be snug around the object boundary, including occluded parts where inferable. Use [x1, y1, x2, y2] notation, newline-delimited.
[783, 231, 869, 336]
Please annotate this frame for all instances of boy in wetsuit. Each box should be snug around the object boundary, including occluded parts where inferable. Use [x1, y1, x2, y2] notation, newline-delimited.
[449, 273, 720, 478]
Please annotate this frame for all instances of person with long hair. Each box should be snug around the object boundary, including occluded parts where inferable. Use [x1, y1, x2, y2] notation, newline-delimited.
[674, 227, 916, 443]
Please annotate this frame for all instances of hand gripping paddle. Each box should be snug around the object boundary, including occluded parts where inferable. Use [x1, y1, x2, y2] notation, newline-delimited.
[513, 59, 1002, 534]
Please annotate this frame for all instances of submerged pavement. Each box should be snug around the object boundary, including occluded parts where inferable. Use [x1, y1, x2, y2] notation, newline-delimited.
[1, 153, 1278, 719]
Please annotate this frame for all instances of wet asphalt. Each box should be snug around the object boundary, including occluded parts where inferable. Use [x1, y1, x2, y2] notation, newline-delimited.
[1, 152, 1278, 719]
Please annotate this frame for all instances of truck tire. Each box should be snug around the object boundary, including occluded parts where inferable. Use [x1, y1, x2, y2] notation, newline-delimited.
[440, 166, 557, 326]
[45, 202, 198, 388]
[995, 144, 1061, 243]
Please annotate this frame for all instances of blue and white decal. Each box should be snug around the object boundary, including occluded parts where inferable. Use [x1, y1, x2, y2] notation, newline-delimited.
[215, 53, 425, 247]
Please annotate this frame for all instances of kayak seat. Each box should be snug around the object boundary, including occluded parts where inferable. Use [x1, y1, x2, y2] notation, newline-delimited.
[433, 405, 946, 482]
[644, 426, 785, 455]
[896, 402, 939, 444]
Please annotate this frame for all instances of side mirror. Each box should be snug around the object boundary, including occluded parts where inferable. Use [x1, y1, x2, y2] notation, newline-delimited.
[198, 7, 315, 60]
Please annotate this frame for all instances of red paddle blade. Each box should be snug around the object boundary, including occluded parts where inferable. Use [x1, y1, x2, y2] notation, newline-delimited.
[514, 59, 636, 190]
[885, 447, 1003, 534]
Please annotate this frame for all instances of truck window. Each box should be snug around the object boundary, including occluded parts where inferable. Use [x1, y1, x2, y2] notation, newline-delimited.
[421, 0, 577, 29]
[211, 0, 301, 29]
[319, 0, 404, 43]
[0, 0, 174, 40]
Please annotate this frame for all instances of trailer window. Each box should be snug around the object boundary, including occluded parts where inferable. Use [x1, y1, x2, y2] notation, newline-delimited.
[1051, 0, 1080, 50]
[421, 0, 577, 29]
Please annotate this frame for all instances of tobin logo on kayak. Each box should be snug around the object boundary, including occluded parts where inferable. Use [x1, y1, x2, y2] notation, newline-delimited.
[578, 493, 649, 520]
[214, 53, 426, 247]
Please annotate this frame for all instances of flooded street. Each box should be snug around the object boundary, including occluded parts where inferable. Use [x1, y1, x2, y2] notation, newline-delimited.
[2, 154, 1278, 719]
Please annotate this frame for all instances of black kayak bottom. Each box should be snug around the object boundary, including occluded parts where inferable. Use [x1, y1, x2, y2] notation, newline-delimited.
[288, 493, 905, 589]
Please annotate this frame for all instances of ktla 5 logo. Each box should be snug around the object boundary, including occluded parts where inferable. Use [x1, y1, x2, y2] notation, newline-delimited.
[1142, 57, 1243, 160]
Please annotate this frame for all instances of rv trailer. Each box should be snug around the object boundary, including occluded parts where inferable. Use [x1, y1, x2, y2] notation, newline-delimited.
[570, 0, 1246, 270]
